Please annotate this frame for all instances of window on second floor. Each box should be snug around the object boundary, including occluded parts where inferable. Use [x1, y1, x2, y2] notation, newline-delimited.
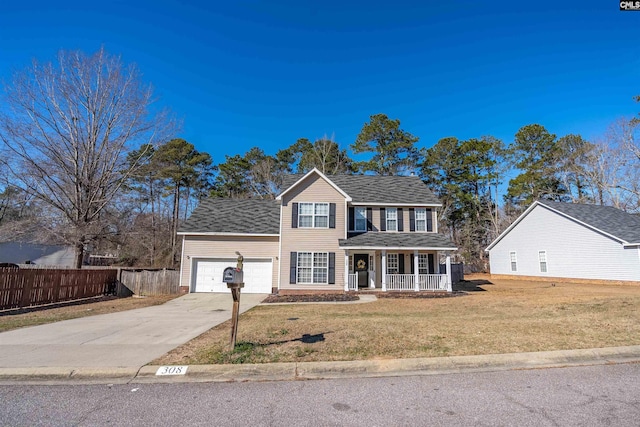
[386, 208, 397, 231]
[298, 202, 329, 228]
[415, 208, 427, 231]
[510, 251, 517, 272]
[354, 207, 367, 231]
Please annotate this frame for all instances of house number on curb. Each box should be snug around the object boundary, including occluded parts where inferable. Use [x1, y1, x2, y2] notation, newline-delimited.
[156, 366, 188, 376]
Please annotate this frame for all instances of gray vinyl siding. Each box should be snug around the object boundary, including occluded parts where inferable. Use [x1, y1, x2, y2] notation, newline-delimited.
[280, 173, 346, 290]
[489, 204, 640, 281]
[181, 235, 279, 290]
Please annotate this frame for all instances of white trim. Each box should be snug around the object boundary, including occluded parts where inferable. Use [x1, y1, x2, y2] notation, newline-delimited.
[178, 232, 280, 237]
[538, 250, 548, 273]
[276, 168, 352, 201]
[486, 201, 629, 251]
[190, 256, 275, 293]
[386, 207, 398, 232]
[344, 200, 349, 239]
[179, 235, 186, 290]
[415, 208, 427, 232]
[295, 251, 329, 284]
[350, 202, 442, 207]
[297, 201, 330, 228]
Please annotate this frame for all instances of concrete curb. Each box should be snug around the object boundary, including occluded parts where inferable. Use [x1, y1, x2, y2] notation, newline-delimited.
[2, 345, 639, 385]
[0, 367, 139, 384]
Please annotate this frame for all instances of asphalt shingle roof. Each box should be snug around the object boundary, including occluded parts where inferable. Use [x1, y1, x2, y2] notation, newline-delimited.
[538, 201, 640, 244]
[179, 199, 280, 234]
[281, 173, 441, 205]
[339, 233, 456, 249]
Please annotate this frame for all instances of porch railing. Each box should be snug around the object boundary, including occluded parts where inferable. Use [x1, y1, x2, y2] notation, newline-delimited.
[347, 273, 358, 291]
[385, 274, 449, 291]
[418, 274, 449, 291]
[386, 274, 415, 291]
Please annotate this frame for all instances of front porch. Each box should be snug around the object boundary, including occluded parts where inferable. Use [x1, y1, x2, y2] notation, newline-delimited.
[348, 272, 450, 291]
[344, 249, 453, 292]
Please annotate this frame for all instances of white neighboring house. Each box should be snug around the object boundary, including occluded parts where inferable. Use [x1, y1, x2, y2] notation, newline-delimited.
[486, 201, 640, 284]
[0, 242, 76, 267]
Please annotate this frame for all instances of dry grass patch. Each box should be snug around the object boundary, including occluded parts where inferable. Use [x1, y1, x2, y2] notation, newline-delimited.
[0, 295, 179, 332]
[155, 277, 640, 365]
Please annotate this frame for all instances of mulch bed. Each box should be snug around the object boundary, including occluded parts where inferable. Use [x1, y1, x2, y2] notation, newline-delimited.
[262, 293, 360, 303]
[375, 291, 467, 299]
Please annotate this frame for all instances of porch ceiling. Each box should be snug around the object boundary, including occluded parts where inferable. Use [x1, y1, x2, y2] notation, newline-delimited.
[338, 233, 457, 251]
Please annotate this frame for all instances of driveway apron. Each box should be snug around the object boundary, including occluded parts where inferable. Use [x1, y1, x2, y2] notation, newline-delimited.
[0, 293, 267, 368]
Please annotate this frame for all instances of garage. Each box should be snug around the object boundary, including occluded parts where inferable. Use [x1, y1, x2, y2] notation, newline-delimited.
[192, 258, 273, 293]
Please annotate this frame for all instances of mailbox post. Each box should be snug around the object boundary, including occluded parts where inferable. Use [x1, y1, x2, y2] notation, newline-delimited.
[223, 253, 244, 350]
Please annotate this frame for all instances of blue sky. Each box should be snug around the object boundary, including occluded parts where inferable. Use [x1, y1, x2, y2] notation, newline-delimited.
[1, 1, 639, 164]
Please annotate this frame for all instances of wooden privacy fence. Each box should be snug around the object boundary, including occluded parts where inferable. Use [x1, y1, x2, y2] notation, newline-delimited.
[119, 269, 180, 296]
[0, 268, 117, 310]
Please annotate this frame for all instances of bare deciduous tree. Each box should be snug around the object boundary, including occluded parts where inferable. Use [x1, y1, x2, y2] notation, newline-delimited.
[0, 47, 172, 267]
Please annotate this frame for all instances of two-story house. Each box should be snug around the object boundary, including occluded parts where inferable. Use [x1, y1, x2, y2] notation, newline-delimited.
[178, 168, 457, 294]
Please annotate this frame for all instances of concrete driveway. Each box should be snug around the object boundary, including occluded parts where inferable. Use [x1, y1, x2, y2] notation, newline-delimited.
[0, 293, 267, 369]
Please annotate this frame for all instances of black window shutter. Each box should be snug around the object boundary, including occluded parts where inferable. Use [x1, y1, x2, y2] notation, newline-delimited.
[290, 252, 297, 284]
[367, 207, 373, 231]
[380, 208, 386, 231]
[409, 208, 415, 231]
[292, 203, 298, 228]
[426, 209, 433, 232]
[328, 252, 335, 284]
[329, 203, 336, 228]
[410, 253, 414, 274]
[348, 207, 355, 231]
[399, 254, 405, 274]
[428, 254, 435, 274]
[397, 208, 404, 231]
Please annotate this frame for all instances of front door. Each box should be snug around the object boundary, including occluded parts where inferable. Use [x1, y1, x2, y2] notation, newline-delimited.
[354, 254, 368, 288]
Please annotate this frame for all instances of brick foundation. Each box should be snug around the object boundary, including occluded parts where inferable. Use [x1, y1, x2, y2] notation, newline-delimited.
[179, 286, 190, 294]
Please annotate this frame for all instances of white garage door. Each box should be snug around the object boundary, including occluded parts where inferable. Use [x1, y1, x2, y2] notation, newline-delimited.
[193, 258, 272, 293]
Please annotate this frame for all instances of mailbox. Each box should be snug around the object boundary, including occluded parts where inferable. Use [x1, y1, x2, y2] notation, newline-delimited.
[223, 267, 243, 284]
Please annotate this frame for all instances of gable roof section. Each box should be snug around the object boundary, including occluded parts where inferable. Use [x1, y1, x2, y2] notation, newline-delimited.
[178, 199, 280, 235]
[280, 173, 441, 205]
[276, 168, 351, 201]
[486, 200, 640, 251]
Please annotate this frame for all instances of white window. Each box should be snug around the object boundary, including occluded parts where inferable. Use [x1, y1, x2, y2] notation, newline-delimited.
[510, 251, 517, 272]
[387, 253, 399, 274]
[354, 207, 367, 231]
[297, 252, 328, 284]
[415, 208, 427, 231]
[418, 254, 429, 274]
[539, 251, 547, 273]
[298, 202, 329, 228]
[386, 208, 397, 231]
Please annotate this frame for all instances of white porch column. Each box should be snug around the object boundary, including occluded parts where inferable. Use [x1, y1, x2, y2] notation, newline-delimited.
[344, 253, 349, 291]
[445, 253, 452, 292]
[381, 250, 387, 292]
[413, 250, 419, 292]
[436, 251, 441, 274]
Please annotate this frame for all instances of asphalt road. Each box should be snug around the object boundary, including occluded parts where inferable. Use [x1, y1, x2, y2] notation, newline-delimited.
[2, 363, 639, 426]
